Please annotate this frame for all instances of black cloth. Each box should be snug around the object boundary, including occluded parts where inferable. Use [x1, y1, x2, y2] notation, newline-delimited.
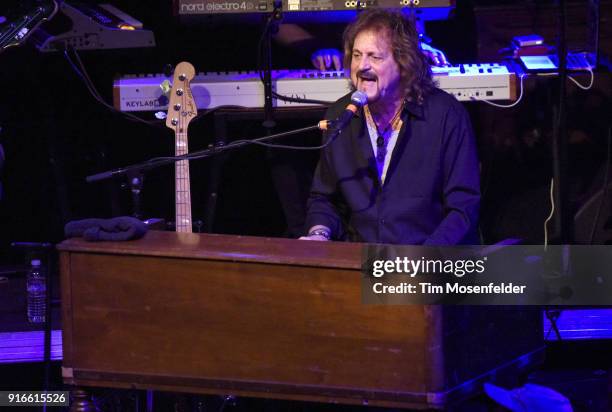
[305, 89, 480, 245]
[64, 217, 148, 242]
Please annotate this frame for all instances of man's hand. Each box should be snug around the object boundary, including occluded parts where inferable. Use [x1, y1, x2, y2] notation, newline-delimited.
[274, 24, 342, 71]
[420, 43, 449, 67]
[311, 49, 343, 71]
[298, 234, 330, 241]
[299, 225, 332, 241]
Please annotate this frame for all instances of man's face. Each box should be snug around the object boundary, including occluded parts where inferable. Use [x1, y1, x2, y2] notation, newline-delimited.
[350, 29, 401, 106]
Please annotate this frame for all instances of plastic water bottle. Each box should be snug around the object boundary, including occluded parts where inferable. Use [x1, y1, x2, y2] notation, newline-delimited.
[26, 259, 46, 323]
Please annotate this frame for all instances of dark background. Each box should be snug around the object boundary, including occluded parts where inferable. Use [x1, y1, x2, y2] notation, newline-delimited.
[0, 1, 612, 411]
[0, 0, 611, 260]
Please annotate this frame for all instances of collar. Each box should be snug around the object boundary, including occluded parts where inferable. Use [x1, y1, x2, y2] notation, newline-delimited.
[354, 96, 425, 120]
[403, 99, 425, 119]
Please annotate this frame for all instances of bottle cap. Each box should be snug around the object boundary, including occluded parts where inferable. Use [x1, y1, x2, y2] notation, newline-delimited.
[31, 259, 41, 266]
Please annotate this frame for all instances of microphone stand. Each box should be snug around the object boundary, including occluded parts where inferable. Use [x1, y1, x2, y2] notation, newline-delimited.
[261, 0, 283, 131]
[87, 124, 321, 186]
[126, 171, 144, 220]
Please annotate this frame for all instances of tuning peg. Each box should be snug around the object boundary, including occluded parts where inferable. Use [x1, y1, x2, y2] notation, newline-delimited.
[160, 79, 172, 96]
[155, 112, 167, 120]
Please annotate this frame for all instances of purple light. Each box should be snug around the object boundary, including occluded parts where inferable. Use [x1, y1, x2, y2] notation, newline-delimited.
[0, 330, 62, 364]
[544, 309, 612, 340]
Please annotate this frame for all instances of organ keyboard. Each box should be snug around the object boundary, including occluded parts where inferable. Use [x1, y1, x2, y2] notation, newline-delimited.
[113, 64, 517, 112]
[58, 231, 543, 410]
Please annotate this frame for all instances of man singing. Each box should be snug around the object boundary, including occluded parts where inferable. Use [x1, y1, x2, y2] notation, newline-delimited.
[302, 9, 480, 245]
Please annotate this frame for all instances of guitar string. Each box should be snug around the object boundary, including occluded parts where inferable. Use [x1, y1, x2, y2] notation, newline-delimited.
[0, 10, 42, 45]
[178, 80, 185, 228]
[176, 75, 192, 230]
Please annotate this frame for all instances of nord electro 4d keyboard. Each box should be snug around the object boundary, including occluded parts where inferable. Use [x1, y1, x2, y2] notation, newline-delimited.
[113, 64, 517, 112]
[174, 0, 453, 18]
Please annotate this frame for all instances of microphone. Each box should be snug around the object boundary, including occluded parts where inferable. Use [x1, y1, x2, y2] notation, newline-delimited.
[318, 91, 367, 132]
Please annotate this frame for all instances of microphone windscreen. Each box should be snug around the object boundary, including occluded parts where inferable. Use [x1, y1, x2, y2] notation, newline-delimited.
[351, 91, 368, 107]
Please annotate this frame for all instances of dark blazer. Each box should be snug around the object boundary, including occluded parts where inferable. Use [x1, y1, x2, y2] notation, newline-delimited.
[305, 89, 480, 245]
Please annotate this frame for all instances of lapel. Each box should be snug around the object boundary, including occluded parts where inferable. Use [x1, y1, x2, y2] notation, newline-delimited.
[349, 109, 379, 180]
[383, 100, 424, 185]
[384, 110, 411, 185]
